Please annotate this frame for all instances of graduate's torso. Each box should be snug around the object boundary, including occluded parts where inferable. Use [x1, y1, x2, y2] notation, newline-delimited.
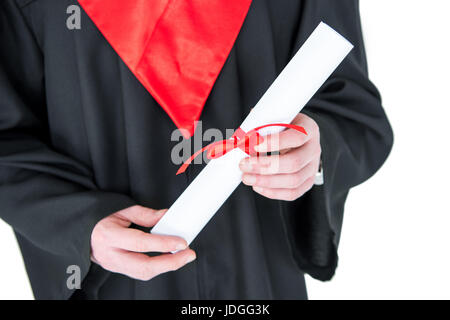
[20, 0, 309, 299]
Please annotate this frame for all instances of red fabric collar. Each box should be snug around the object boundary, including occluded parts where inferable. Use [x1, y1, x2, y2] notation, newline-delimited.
[78, 0, 252, 138]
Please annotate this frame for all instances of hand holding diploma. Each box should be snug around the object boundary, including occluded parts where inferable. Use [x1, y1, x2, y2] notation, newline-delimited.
[240, 113, 321, 201]
[90, 206, 196, 281]
[152, 22, 353, 246]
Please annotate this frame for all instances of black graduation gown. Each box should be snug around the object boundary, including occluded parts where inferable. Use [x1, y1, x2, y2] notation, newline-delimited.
[0, 0, 393, 300]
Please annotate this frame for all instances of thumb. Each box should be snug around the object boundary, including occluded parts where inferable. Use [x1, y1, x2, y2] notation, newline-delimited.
[115, 205, 168, 227]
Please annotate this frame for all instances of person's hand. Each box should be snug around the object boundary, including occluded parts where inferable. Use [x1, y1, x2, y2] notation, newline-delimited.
[240, 113, 321, 201]
[91, 205, 196, 281]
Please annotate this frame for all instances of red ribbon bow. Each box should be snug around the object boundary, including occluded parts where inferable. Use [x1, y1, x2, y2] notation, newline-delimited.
[177, 123, 307, 175]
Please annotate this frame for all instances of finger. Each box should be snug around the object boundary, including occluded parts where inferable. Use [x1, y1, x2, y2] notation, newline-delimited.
[294, 113, 320, 136]
[240, 140, 319, 175]
[115, 205, 167, 227]
[254, 128, 310, 153]
[107, 249, 196, 281]
[254, 113, 319, 153]
[108, 227, 188, 253]
[252, 176, 316, 201]
[242, 160, 319, 189]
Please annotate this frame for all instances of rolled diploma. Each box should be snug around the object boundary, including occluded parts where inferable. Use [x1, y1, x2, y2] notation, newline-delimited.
[151, 22, 354, 245]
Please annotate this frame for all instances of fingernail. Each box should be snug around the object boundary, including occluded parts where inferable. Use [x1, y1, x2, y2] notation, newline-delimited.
[176, 242, 187, 251]
[253, 186, 264, 193]
[242, 175, 256, 185]
[157, 209, 167, 216]
[239, 161, 253, 172]
[187, 252, 196, 263]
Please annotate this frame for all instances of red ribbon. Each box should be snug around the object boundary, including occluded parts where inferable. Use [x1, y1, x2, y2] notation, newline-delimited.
[176, 123, 307, 175]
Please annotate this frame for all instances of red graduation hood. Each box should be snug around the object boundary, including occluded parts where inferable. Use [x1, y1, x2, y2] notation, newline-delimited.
[78, 0, 252, 138]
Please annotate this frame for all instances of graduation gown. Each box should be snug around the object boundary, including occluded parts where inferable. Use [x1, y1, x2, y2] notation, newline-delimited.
[0, 0, 393, 300]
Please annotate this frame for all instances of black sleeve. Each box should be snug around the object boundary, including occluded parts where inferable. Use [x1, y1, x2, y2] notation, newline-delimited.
[281, 0, 394, 281]
[0, 1, 135, 299]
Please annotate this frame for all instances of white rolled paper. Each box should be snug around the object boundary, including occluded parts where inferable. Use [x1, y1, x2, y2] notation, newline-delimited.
[151, 22, 354, 245]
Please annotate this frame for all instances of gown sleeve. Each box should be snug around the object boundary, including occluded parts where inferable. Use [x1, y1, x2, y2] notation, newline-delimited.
[281, 0, 394, 281]
[0, 1, 135, 299]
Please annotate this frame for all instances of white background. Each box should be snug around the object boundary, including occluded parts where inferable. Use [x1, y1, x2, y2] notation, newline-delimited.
[1, 0, 449, 300]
